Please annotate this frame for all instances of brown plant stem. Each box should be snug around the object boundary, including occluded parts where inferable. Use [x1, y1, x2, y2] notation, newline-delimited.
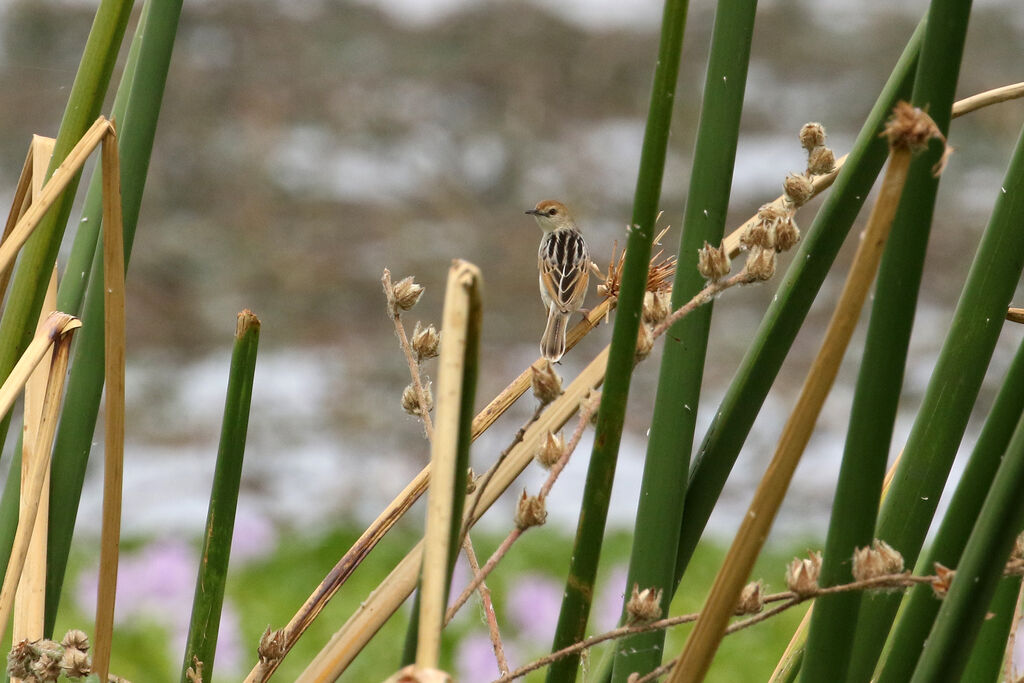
[382, 268, 434, 440]
[461, 535, 510, 676]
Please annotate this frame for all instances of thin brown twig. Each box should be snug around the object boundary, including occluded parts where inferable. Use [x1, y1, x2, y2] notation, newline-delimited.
[382, 269, 434, 441]
[461, 535, 510, 676]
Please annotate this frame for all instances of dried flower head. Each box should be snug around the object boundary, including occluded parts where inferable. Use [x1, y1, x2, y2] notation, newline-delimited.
[411, 322, 440, 362]
[697, 241, 731, 281]
[531, 361, 563, 405]
[61, 647, 91, 678]
[874, 540, 904, 574]
[7, 639, 33, 678]
[514, 490, 547, 529]
[745, 246, 777, 281]
[401, 380, 433, 416]
[536, 431, 565, 469]
[635, 323, 654, 362]
[740, 217, 771, 251]
[774, 216, 800, 252]
[799, 122, 827, 151]
[61, 630, 90, 653]
[783, 173, 814, 207]
[33, 640, 63, 661]
[32, 653, 62, 682]
[257, 626, 287, 664]
[642, 290, 671, 326]
[736, 580, 764, 615]
[807, 146, 836, 176]
[626, 584, 664, 624]
[931, 562, 955, 598]
[785, 551, 822, 597]
[392, 276, 424, 313]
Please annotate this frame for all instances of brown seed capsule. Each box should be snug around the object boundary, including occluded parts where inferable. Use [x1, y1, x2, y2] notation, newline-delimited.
[514, 490, 547, 529]
[745, 246, 777, 281]
[536, 431, 565, 469]
[931, 562, 955, 598]
[697, 241, 731, 281]
[785, 551, 822, 597]
[642, 290, 671, 326]
[258, 626, 288, 664]
[392, 276, 424, 312]
[8, 640, 33, 678]
[799, 122, 827, 151]
[783, 173, 814, 207]
[874, 540, 904, 574]
[61, 629, 90, 653]
[735, 580, 764, 615]
[32, 654, 62, 682]
[774, 216, 801, 252]
[61, 648, 92, 678]
[531, 361, 563, 405]
[807, 145, 836, 176]
[411, 322, 440, 361]
[401, 381, 433, 416]
[626, 584, 664, 624]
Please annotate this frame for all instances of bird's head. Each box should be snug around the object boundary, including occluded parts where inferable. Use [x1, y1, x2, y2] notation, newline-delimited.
[526, 200, 577, 232]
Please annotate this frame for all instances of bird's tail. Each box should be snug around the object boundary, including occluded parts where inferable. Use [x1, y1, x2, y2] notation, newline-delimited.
[541, 307, 570, 362]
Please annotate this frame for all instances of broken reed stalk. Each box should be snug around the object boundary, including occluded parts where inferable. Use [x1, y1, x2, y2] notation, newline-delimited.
[415, 260, 482, 673]
[0, 313, 81, 645]
[11, 268, 59, 672]
[0, 136, 56, 306]
[93, 122, 126, 682]
[666, 103, 945, 683]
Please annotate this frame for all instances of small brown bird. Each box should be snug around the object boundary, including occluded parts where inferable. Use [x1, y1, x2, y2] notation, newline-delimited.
[526, 200, 591, 362]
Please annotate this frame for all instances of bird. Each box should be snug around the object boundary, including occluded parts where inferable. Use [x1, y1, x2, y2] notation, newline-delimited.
[525, 200, 591, 362]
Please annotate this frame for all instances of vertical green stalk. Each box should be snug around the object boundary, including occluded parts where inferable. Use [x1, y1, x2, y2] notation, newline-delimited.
[801, 1, 971, 679]
[674, 18, 924, 585]
[872, 123, 1024, 683]
[181, 311, 260, 683]
[0, 0, 133, 452]
[610, 1, 756, 680]
[545, 0, 690, 680]
[909, 403, 1024, 682]
[44, 0, 184, 631]
[959, 575, 1022, 682]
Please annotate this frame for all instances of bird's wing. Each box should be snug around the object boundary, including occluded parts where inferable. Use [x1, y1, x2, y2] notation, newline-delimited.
[539, 229, 589, 313]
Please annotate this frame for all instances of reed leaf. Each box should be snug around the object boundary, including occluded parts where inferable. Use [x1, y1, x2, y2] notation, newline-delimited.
[959, 575, 1022, 682]
[181, 310, 261, 683]
[546, 0, 690, 679]
[674, 17, 924, 585]
[610, 1, 756, 679]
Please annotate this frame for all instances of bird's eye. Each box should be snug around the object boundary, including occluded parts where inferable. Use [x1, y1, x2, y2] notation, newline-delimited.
[547, 208, 558, 216]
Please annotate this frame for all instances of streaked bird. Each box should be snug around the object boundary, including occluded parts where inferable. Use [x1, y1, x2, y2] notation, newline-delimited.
[525, 200, 591, 362]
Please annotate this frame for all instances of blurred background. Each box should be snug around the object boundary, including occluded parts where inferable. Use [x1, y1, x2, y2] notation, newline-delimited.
[0, 0, 1022, 678]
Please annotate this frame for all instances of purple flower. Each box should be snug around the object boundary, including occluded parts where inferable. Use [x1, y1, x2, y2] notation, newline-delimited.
[594, 565, 629, 632]
[456, 633, 520, 681]
[506, 573, 562, 644]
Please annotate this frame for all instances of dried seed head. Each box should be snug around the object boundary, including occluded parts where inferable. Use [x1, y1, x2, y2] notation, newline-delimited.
[745, 247, 777, 281]
[799, 122, 827, 151]
[536, 431, 565, 469]
[736, 580, 764, 615]
[531, 361, 563, 405]
[635, 323, 654, 362]
[626, 584, 664, 624]
[514, 490, 547, 529]
[874, 540, 904, 574]
[61, 647, 91, 678]
[884, 101, 943, 152]
[697, 241, 732, 281]
[411, 322, 440, 362]
[807, 146, 836, 176]
[61, 629, 90, 653]
[32, 653, 62, 682]
[931, 562, 955, 598]
[785, 551, 822, 597]
[774, 216, 801, 253]
[258, 626, 287, 664]
[740, 218, 771, 251]
[852, 544, 886, 582]
[7, 640, 33, 678]
[392, 276, 424, 313]
[401, 381, 433, 416]
[783, 173, 814, 207]
[581, 390, 602, 424]
[32, 640, 63, 661]
[642, 290, 671, 326]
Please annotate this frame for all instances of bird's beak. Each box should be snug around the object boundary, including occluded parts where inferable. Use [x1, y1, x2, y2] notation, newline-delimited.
[525, 209, 541, 216]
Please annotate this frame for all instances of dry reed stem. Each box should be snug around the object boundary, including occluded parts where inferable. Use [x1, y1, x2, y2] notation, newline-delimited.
[93, 122, 126, 682]
[667, 105, 941, 683]
[0, 136, 55, 307]
[12, 268, 58, 677]
[445, 402, 595, 625]
[0, 313, 79, 645]
[382, 269, 434, 440]
[0, 118, 112, 277]
[417, 260, 482, 670]
[461, 535, 510, 676]
[297, 346, 610, 681]
[1007, 307, 1024, 324]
